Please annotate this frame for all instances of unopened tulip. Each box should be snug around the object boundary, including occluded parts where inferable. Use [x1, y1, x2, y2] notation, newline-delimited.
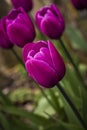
[0, 17, 13, 49]
[71, 0, 87, 10]
[35, 4, 65, 39]
[11, 0, 33, 12]
[23, 40, 66, 88]
[6, 7, 36, 48]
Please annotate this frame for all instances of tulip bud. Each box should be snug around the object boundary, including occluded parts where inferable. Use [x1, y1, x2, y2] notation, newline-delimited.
[0, 17, 13, 49]
[71, 0, 87, 10]
[23, 40, 66, 88]
[11, 0, 33, 12]
[6, 7, 36, 48]
[35, 4, 65, 39]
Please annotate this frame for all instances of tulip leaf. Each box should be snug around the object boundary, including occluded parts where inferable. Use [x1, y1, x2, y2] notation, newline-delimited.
[44, 121, 83, 130]
[9, 118, 38, 130]
[0, 105, 53, 127]
[0, 113, 10, 130]
[81, 87, 87, 123]
[57, 85, 81, 126]
[35, 96, 55, 118]
[48, 88, 61, 112]
[66, 26, 87, 53]
[0, 90, 12, 105]
[65, 67, 81, 97]
[63, 68, 82, 111]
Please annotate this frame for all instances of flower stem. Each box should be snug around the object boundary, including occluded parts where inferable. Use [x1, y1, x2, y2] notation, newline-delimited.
[57, 83, 87, 130]
[38, 86, 59, 115]
[59, 39, 87, 90]
[11, 48, 25, 68]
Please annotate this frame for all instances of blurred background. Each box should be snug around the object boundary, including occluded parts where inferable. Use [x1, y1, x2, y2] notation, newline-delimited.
[0, 0, 87, 130]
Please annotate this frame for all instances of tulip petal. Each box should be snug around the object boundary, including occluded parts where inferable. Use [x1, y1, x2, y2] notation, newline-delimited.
[48, 41, 66, 80]
[7, 23, 34, 47]
[23, 41, 47, 62]
[22, 42, 34, 62]
[25, 59, 59, 88]
[50, 4, 64, 20]
[0, 17, 13, 49]
[34, 47, 53, 66]
[41, 16, 63, 39]
[35, 6, 49, 28]
[11, 0, 33, 12]
[33, 41, 48, 52]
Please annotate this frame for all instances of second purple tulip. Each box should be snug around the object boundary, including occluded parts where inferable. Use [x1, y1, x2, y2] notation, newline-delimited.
[35, 4, 65, 39]
[23, 40, 66, 88]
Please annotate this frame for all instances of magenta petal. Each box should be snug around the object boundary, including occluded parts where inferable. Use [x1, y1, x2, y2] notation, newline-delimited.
[35, 4, 65, 39]
[41, 16, 63, 39]
[34, 47, 52, 66]
[25, 59, 59, 88]
[48, 41, 66, 80]
[22, 41, 47, 62]
[35, 6, 49, 28]
[6, 7, 35, 47]
[0, 17, 13, 49]
[22, 42, 34, 62]
[33, 41, 48, 52]
[7, 23, 33, 47]
[11, 0, 33, 12]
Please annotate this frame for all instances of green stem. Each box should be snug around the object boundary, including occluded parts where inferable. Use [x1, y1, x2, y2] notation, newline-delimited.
[38, 86, 59, 115]
[11, 48, 25, 68]
[59, 39, 87, 90]
[57, 83, 87, 130]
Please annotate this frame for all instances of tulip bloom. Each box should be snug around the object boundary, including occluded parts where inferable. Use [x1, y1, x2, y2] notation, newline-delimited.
[6, 7, 36, 48]
[11, 0, 33, 12]
[71, 0, 87, 10]
[23, 40, 66, 88]
[0, 17, 13, 49]
[35, 4, 65, 39]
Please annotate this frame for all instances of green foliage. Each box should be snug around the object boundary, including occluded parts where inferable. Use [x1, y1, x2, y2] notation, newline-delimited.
[8, 88, 34, 103]
[66, 26, 87, 53]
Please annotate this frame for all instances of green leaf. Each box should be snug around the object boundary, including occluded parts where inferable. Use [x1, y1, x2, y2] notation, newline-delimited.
[0, 113, 10, 130]
[57, 85, 82, 126]
[65, 67, 81, 97]
[60, 122, 83, 130]
[66, 26, 87, 53]
[44, 123, 66, 130]
[0, 91, 12, 105]
[44, 122, 83, 130]
[62, 66, 82, 111]
[35, 96, 55, 118]
[9, 118, 38, 130]
[0, 105, 53, 127]
[81, 87, 87, 123]
[48, 88, 62, 114]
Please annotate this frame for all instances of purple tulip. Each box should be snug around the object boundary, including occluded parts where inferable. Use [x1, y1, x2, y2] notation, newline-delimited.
[0, 17, 13, 49]
[35, 4, 65, 39]
[71, 0, 87, 10]
[23, 40, 66, 88]
[11, 0, 33, 12]
[6, 7, 36, 48]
